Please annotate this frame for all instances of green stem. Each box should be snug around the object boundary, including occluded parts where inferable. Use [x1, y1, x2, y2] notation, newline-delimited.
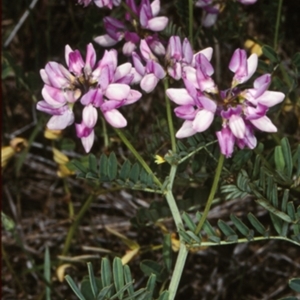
[101, 117, 109, 148]
[194, 154, 224, 235]
[61, 194, 95, 256]
[188, 0, 194, 46]
[63, 178, 74, 219]
[114, 128, 162, 188]
[189, 235, 300, 247]
[164, 78, 176, 153]
[273, 0, 283, 50]
[165, 164, 188, 300]
[168, 244, 188, 300]
[178, 140, 217, 164]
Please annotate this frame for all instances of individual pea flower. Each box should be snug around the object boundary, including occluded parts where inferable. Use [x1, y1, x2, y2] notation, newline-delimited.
[166, 79, 217, 138]
[37, 43, 142, 153]
[77, 0, 121, 9]
[195, 0, 221, 28]
[94, 0, 168, 56]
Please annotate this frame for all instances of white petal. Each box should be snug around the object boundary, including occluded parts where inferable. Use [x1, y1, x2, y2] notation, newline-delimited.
[94, 34, 118, 47]
[140, 74, 159, 93]
[250, 116, 277, 132]
[166, 88, 194, 105]
[229, 115, 246, 139]
[255, 91, 285, 107]
[47, 110, 74, 130]
[103, 109, 127, 128]
[147, 17, 168, 31]
[81, 130, 95, 153]
[105, 84, 130, 100]
[193, 110, 214, 132]
[176, 120, 197, 138]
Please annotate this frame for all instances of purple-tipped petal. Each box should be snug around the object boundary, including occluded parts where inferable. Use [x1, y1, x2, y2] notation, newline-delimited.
[81, 130, 95, 153]
[174, 105, 197, 120]
[216, 126, 235, 158]
[182, 38, 193, 64]
[81, 88, 103, 107]
[85, 43, 96, 73]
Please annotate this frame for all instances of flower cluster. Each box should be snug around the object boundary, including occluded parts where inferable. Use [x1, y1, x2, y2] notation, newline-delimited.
[37, 43, 141, 152]
[94, 0, 168, 56]
[167, 48, 285, 158]
[195, 0, 258, 27]
[132, 36, 213, 93]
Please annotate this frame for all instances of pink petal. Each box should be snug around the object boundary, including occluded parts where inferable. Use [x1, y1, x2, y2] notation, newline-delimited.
[82, 104, 98, 128]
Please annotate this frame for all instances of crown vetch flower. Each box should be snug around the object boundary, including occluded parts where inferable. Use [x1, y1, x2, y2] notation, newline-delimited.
[94, 0, 168, 56]
[37, 43, 142, 153]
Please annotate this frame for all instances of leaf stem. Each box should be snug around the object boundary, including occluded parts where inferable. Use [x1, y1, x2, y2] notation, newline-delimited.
[114, 128, 162, 188]
[189, 235, 300, 247]
[194, 154, 224, 235]
[164, 78, 176, 153]
[273, 0, 283, 50]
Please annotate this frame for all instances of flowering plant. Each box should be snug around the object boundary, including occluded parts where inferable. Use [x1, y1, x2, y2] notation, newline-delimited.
[3, 0, 300, 299]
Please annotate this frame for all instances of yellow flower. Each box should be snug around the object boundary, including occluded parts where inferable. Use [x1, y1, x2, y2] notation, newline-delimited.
[154, 154, 166, 164]
[244, 39, 263, 57]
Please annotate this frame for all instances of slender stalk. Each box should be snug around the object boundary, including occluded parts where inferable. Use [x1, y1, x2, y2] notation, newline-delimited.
[164, 78, 176, 153]
[63, 179, 74, 219]
[273, 0, 283, 50]
[101, 117, 109, 148]
[168, 244, 188, 300]
[188, 0, 194, 46]
[61, 194, 95, 256]
[165, 164, 189, 300]
[114, 128, 162, 187]
[194, 154, 224, 235]
[190, 235, 300, 247]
